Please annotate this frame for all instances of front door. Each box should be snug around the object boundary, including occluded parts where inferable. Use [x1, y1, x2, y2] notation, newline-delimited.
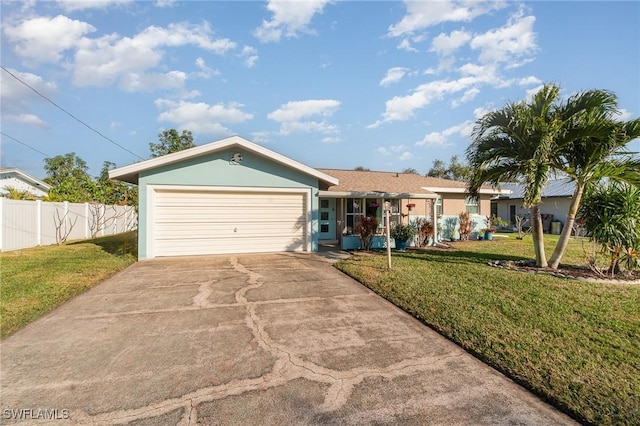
[319, 198, 336, 240]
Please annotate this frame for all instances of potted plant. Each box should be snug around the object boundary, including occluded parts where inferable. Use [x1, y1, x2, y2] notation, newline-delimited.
[484, 215, 508, 241]
[478, 228, 486, 241]
[390, 223, 415, 251]
[406, 203, 415, 212]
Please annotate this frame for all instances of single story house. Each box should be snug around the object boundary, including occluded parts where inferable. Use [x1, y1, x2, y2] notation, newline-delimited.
[110, 136, 500, 259]
[491, 178, 576, 233]
[0, 167, 51, 199]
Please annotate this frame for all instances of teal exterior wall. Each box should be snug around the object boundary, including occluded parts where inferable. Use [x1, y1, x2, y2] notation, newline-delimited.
[138, 149, 320, 259]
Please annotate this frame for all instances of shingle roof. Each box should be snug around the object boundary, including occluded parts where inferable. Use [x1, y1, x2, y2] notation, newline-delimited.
[317, 169, 439, 195]
[317, 169, 498, 195]
[498, 178, 576, 199]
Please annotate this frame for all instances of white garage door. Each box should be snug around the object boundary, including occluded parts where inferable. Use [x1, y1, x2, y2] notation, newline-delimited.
[152, 188, 308, 257]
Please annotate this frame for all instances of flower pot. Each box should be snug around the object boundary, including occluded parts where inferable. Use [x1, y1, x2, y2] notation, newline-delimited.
[395, 239, 408, 251]
[478, 236, 484, 241]
[485, 231, 494, 241]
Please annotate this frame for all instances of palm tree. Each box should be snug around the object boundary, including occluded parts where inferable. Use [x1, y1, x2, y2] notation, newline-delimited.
[467, 85, 563, 267]
[549, 112, 640, 268]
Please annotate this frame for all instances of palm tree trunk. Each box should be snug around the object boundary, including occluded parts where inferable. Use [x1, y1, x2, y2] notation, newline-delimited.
[531, 205, 548, 267]
[549, 185, 584, 269]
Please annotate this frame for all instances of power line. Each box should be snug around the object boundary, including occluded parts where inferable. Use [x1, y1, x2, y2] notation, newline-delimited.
[1, 66, 145, 161]
[0, 131, 51, 158]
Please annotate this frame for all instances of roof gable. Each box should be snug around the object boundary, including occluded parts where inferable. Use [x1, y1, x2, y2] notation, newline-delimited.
[0, 167, 51, 191]
[109, 136, 339, 185]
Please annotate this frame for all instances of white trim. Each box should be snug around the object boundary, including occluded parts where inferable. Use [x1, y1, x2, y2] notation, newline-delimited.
[0, 168, 51, 191]
[318, 190, 437, 199]
[422, 186, 506, 195]
[146, 184, 312, 258]
[110, 136, 338, 186]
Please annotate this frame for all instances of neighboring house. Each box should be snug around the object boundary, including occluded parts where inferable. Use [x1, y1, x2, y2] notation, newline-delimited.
[109, 136, 501, 259]
[0, 167, 50, 199]
[491, 179, 576, 233]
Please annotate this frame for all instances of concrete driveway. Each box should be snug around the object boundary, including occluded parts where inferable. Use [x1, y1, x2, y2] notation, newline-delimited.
[1, 253, 575, 425]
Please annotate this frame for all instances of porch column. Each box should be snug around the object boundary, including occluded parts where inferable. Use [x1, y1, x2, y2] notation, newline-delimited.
[431, 198, 438, 246]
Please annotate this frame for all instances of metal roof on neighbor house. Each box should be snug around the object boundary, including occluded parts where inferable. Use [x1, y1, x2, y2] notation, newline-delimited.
[498, 179, 576, 199]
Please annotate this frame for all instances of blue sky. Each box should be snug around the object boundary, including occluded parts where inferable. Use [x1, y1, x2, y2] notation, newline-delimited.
[1, 0, 639, 180]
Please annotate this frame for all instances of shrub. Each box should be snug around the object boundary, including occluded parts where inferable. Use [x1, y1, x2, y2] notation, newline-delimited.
[458, 212, 472, 240]
[411, 217, 434, 247]
[390, 223, 415, 242]
[354, 215, 378, 251]
[579, 182, 640, 275]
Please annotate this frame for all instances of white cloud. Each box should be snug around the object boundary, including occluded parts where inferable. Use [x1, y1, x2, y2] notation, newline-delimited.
[119, 70, 187, 92]
[430, 30, 471, 56]
[193, 57, 220, 79]
[4, 15, 96, 64]
[0, 68, 57, 115]
[397, 151, 413, 161]
[397, 38, 418, 52]
[473, 106, 493, 119]
[253, 0, 331, 43]
[251, 131, 272, 144]
[4, 113, 49, 129]
[109, 121, 122, 130]
[416, 120, 474, 147]
[72, 22, 236, 89]
[370, 76, 485, 127]
[322, 136, 341, 144]
[470, 8, 537, 66]
[268, 99, 341, 136]
[376, 144, 407, 156]
[525, 84, 545, 101]
[240, 46, 259, 68]
[56, 0, 131, 12]
[155, 99, 254, 136]
[380, 67, 408, 87]
[617, 108, 632, 121]
[451, 87, 480, 107]
[155, 0, 175, 7]
[388, 0, 506, 37]
[518, 76, 542, 86]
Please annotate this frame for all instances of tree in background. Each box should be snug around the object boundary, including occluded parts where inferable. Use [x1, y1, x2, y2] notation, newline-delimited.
[94, 161, 138, 206]
[149, 129, 195, 158]
[402, 168, 419, 174]
[354, 166, 370, 171]
[426, 156, 472, 181]
[44, 153, 96, 203]
[43, 155, 137, 206]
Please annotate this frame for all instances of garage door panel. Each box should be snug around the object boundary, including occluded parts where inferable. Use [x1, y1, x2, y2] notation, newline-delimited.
[152, 189, 308, 257]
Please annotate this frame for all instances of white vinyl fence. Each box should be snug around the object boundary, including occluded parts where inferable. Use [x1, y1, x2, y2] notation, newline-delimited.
[0, 198, 137, 252]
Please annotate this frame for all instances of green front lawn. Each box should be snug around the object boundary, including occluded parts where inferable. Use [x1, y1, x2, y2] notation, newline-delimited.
[1, 232, 137, 338]
[336, 235, 639, 425]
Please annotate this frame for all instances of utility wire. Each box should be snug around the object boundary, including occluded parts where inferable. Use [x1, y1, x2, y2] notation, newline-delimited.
[1, 66, 145, 161]
[0, 131, 51, 158]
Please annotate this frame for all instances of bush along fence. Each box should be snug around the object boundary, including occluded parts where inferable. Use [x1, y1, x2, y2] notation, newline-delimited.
[0, 198, 137, 252]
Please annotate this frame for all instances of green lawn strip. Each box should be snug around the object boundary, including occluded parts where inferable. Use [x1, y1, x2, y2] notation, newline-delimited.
[1, 231, 137, 339]
[335, 237, 639, 425]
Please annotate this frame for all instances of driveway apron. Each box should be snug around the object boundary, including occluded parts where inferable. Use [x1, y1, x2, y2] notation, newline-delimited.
[0, 253, 576, 425]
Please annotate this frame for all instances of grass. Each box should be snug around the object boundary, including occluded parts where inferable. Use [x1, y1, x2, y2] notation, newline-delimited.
[335, 234, 640, 425]
[1, 231, 137, 339]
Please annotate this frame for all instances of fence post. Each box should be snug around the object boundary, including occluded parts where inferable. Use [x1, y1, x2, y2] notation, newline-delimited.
[36, 199, 42, 246]
[0, 198, 3, 251]
[84, 202, 90, 239]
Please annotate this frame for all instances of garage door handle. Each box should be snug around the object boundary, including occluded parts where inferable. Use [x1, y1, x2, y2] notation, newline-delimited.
[234, 227, 237, 232]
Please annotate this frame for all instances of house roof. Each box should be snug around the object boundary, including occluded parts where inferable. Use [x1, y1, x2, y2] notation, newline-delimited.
[109, 136, 339, 186]
[497, 178, 576, 199]
[0, 167, 51, 192]
[317, 169, 501, 198]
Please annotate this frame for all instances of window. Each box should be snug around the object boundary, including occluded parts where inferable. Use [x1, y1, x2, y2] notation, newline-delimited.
[465, 197, 479, 214]
[384, 199, 401, 228]
[435, 196, 443, 216]
[345, 198, 363, 234]
[346, 198, 384, 234]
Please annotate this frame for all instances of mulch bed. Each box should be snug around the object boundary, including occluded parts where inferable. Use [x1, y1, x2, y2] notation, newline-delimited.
[489, 259, 640, 284]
